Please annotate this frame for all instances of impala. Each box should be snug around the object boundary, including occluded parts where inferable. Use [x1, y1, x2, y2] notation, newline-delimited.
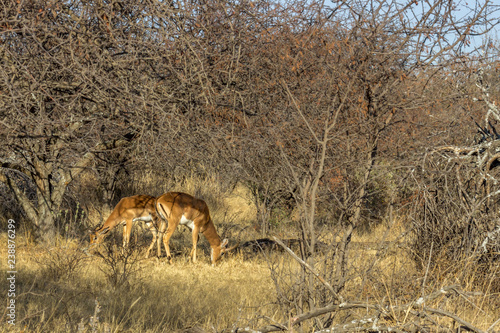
[90, 195, 161, 258]
[155, 192, 238, 266]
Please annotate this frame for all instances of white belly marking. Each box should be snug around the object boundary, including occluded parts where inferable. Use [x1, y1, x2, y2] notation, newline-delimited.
[180, 215, 195, 230]
[133, 215, 153, 222]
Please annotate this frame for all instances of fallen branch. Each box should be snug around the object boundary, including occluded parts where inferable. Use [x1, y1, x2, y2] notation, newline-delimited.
[415, 284, 460, 305]
[233, 261, 486, 333]
[423, 307, 485, 333]
[234, 299, 487, 333]
[235, 302, 388, 333]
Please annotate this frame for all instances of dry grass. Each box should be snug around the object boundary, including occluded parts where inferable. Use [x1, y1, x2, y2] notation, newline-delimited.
[342, 221, 500, 332]
[1, 185, 499, 332]
[0, 237, 276, 333]
[1, 227, 499, 332]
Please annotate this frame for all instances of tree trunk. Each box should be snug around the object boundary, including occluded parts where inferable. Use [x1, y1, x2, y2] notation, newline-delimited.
[335, 139, 378, 291]
[1, 144, 100, 243]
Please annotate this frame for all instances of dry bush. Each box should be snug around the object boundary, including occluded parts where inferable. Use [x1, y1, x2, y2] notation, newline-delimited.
[407, 69, 500, 291]
[32, 242, 89, 282]
[93, 242, 143, 290]
[0, 182, 27, 229]
[227, 209, 500, 333]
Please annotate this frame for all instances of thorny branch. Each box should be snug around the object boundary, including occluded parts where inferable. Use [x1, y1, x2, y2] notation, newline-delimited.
[234, 281, 487, 333]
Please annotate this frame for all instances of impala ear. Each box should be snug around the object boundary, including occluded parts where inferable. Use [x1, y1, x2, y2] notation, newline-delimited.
[98, 227, 110, 235]
[221, 238, 229, 248]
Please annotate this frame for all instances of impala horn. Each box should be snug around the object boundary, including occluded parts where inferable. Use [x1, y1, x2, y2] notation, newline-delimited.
[225, 242, 240, 252]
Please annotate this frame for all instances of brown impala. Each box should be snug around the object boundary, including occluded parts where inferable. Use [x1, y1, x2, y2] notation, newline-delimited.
[89, 195, 162, 258]
[155, 192, 238, 266]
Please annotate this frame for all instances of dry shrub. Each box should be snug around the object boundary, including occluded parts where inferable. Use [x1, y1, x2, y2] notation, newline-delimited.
[93, 242, 143, 289]
[32, 241, 89, 282]
[125, 169, 235, 204]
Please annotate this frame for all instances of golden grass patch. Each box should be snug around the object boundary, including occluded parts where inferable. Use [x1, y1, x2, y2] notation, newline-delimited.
[2, 190, 499, 332]
[0, 235, 276, 332]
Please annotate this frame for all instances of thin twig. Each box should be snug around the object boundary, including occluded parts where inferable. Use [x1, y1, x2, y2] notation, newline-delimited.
[487, 317, 500, 332]
[421, 241, 433, 302]
[272, 236, 344, 303]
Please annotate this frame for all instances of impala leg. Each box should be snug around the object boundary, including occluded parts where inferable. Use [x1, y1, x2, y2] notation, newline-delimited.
[157, 220, 166, 258]
[157, 231, 163, 258]
[146, 224, 157, 259]
[191, 225, 200, 263]
[122, 223, 127, 249]
[162, 223, 177, 264]
[123, 220, 133, 250]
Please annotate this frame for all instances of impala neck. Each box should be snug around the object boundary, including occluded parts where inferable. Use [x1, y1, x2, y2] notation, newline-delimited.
[202, 219, 221, 248]
[100, 215, 120, 232]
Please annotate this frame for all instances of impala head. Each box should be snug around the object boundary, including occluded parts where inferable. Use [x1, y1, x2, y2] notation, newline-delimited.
[210, 239, 239, 266]
[89, 227, 109, 245]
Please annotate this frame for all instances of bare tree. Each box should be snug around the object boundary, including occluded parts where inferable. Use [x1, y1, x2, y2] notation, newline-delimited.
[227, 0, 500, 329]
[0, 0, 165, 241]
[410, 64, 500, 266]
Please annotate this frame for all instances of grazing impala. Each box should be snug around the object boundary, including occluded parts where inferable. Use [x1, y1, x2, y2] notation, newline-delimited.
[155, 192, 238, 266]
[90, 195, 161, 258]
